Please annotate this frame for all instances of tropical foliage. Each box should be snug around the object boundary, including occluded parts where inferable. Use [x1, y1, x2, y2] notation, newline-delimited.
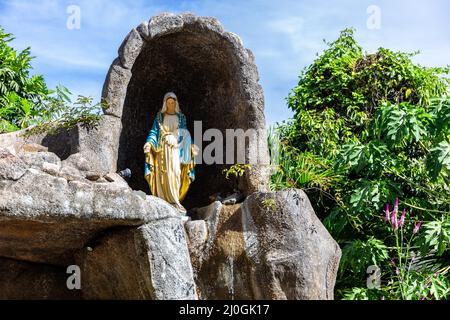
[269, 28, 450, 299]
[0, 26, 104, 135]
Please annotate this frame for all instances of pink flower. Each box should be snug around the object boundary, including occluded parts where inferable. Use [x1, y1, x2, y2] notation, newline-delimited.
[391, 209, 398, 230]
[384, 203, 390, 222]
[413, 221, 422, 234]
[399, 209, 406, 227]
[388, 198, 399, 230]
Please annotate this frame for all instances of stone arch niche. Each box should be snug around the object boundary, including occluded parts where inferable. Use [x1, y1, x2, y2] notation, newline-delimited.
[101, 13, 270, 209]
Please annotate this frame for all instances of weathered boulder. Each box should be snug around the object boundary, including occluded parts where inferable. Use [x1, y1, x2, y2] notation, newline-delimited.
[18, 150, 61, 170]
[75, 221, 197, 300]
[17, 142, 49, 153]
[62, 152, 91, 172]
[0, 147, 28, 180]
[0, 163, 184, 264]
[185, 189, 341, 300]
[103, 172, 130, 188]
[0, 145, 197, 300]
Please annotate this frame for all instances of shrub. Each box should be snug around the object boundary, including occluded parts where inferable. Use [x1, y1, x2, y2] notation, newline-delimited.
[0, 26, 104, 135]
[270, 28, 450, 299]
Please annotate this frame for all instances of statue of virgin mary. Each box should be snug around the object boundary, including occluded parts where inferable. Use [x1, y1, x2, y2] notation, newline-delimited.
[143, 92, 198, 214]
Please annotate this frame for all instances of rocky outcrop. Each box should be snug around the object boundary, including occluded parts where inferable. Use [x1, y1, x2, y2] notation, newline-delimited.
[0, 143, 341, 300]
[0, 146, 196, 299]
[0, 13, 342, 300]
[75, 221, 197, 300]
[185, 189, 341, 300]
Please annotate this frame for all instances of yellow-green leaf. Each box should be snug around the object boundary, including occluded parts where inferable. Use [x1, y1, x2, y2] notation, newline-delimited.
[405, 88, 412, 99]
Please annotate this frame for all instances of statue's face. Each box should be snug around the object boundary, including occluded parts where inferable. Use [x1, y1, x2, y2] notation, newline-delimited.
[166, 97, 176, 114]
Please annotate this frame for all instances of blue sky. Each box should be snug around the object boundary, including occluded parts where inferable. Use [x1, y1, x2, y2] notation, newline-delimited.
[1, 0, 449, 124]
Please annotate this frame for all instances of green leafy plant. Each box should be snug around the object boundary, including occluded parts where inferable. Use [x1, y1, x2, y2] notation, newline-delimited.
[261, 198, 276, 211]
[270, 28, 450, 299]
[0, 26, 104, 135]
[418, 218, 450, 257]
[340, 237, 389, 279]
[222, 164, 251, 180]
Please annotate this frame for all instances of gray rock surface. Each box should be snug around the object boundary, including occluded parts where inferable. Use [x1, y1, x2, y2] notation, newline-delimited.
[0, 146, 197, 299]
[186, 189, 341, 300]
[18, 150, 61, 169]
[118, 28, 144, 69]
[0, 147, 27, 180]
[76, 221, 197, 300]
[101, 59, 132, 119]
[104, 172, 130, 188]
[42, 162, 61, 175]
[17, 143, 49, 153]
[75, 115, 123, 174]
[0, 148, 183, 267]
[242, 189, 341, 299]
[185, 220, 208, 271]
[62, 152, 91, 171]
[148, 12, 184, 38]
